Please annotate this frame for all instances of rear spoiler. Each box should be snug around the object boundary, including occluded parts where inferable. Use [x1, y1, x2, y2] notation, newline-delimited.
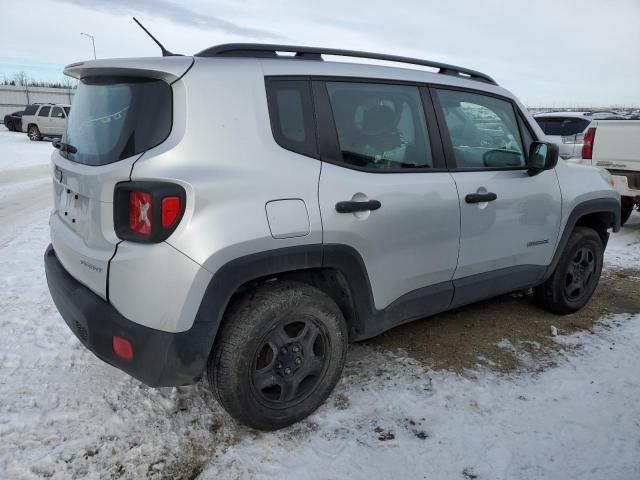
[64, 56, 194, 83]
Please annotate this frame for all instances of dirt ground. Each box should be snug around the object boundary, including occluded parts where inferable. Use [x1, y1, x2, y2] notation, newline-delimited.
[366, 266, 640, 373]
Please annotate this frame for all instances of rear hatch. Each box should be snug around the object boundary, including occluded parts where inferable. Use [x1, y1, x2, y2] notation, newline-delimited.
[50, 57, 192, 298]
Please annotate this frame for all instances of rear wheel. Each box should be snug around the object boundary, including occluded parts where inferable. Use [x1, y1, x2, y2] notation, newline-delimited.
[208, 281, 348, 430]
[621, 197, 636, 226]
[27, 125, 41, 141]
[534, 227, 603, 314]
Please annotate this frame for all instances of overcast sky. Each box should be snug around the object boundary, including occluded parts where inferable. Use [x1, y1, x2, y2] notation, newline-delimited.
[1, 0, 638, 106]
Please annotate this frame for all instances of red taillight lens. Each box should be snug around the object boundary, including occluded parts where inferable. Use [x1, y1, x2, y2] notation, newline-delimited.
[581, 127, 596, 159]
[112, 336, 133, 361]
[129, 191, 152, 235]
[162, 196, 181, 228]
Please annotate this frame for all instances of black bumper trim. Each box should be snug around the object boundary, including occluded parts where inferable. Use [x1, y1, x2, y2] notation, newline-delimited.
[44, 244, 213, 387]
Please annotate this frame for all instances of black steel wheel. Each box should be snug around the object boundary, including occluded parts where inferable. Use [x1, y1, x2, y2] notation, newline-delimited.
[534, 226, 603, 314]
[251, 316, 329, 408]
[5, 120, 14, 131]
[208, 281, 348, 430]
[563, 246, 597, 301]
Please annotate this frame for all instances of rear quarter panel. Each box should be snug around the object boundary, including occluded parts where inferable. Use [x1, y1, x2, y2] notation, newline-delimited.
[128, 58, 323, 283]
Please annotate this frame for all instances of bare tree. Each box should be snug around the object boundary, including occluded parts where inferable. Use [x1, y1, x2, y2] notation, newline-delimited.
[12, 70, 29, 86]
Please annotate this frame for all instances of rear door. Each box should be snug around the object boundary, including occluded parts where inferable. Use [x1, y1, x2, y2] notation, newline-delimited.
[432, 88, 562, 305]
[50, 76, 173, 299]
[316, 80, 460, 311]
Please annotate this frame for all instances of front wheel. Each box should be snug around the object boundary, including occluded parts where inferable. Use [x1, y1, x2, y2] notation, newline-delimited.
[27, 125, 41, 141]
[208, 281, 348, 430]
[534, 226, 603, 314]
[5, 120, 14, 131]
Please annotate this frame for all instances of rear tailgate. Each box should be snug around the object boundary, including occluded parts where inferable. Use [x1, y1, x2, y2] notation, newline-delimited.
[50, 56, 193, 299]
[592, 120, 640, 170]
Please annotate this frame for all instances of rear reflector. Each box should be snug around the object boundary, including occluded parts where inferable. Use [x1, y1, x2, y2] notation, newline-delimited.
[162, 196, 181, 228]
[112, 336, 133, 361]
[581, 127, 596, 159]
[129, 191, 152, 235]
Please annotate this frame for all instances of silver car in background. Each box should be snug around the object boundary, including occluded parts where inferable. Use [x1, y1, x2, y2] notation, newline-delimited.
[22, 103, 71, 140]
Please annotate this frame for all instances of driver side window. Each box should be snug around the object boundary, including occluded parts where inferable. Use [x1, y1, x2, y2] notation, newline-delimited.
[436, 89, 525, 169]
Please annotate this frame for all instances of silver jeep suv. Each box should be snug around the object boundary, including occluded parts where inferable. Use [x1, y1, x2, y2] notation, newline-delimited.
[45, 45, 620, 430]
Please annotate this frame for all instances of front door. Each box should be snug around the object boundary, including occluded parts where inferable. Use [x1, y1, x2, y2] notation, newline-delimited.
[432, 87, 562, 305]
[316, 80, 461, 311]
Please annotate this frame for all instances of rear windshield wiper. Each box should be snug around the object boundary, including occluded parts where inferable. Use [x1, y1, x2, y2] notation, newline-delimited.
[53, 139, 77, 154]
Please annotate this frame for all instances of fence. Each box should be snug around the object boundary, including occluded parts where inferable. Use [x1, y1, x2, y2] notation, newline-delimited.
[0, 85, 75, 122]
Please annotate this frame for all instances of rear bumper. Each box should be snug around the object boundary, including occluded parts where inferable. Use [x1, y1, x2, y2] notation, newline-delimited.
[44, 244, 212, 387]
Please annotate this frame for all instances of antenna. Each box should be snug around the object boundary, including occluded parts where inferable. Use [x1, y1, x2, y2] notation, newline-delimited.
[133, 17, 181, 57]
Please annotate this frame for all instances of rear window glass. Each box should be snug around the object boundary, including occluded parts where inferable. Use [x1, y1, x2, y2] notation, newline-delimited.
[61, 77, 172, 166]
[536, 117, 590, 136]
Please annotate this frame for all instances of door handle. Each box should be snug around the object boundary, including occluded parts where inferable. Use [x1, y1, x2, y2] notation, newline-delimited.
[465, 192, 497, 204]
[335, 200, 382, 213]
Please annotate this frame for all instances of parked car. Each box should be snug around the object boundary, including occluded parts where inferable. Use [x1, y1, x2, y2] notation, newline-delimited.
[22, 103, 71, 140]
[3, 104, 40, 132]
[534, 112, 591, 160]
[577, 119, 640, 224]
[45, 45, 620, 431]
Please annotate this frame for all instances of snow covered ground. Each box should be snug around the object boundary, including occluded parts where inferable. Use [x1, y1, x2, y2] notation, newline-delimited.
[0, 128, 639, 479]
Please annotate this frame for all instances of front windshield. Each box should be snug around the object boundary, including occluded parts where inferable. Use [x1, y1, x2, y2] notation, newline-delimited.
[62, 76, 171, 166]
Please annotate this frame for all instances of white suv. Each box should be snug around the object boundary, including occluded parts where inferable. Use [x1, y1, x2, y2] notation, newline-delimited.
[23, 103, 71, 140]
[45, 45, 620, 430]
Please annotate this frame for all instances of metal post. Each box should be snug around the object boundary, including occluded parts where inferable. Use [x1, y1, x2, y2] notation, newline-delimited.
[80, 33, 96, 59]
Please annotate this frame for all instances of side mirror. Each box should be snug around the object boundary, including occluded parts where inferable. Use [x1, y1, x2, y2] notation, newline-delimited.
[528, 141, 559, 176]
[52, 138, 61, 149]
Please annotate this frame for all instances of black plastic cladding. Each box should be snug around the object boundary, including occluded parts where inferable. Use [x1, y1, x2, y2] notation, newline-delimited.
[194, 44, 498, 85]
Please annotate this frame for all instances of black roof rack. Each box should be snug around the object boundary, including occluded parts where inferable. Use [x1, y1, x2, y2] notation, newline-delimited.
[194, 44, 497, 85]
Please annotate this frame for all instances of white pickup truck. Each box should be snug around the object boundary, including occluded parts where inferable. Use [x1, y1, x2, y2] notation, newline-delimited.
[579, 120, 640, 225]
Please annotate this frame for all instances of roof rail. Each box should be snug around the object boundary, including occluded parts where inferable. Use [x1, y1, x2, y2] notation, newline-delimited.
[194, 44, 498, 85]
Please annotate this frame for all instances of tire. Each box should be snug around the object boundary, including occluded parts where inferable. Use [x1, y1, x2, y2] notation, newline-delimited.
[27, 125, 41, 141]
[621, 197, 635, 226]
[208, 280, 348, 430]
[534, 226, 603, 314]
[5, 121, 14, 132]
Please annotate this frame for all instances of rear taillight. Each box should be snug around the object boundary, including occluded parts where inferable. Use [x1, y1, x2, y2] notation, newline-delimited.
[161, 196, 181, 228]
[129, 191, 152, 235]
[581, 127, 596, 159]
[114, 182, 186, 243]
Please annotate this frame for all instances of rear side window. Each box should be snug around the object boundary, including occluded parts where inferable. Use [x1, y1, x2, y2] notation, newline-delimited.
[436, 89, 525, 169]
[51, 106, 64, 118]
[326, 82, 433, 170]
[23, 105, 38, 115]
[38, 106, 50, 117]
[62, 77, 172, 166]
[266, 80, 317, 157]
